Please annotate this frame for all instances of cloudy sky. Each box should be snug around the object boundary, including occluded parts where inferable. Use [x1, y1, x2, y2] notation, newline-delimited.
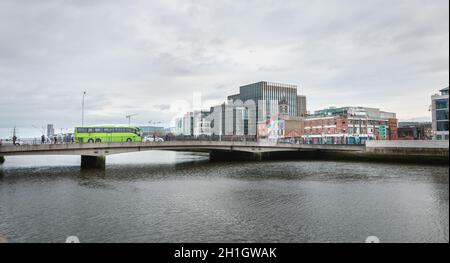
[0, 0, 448, 129]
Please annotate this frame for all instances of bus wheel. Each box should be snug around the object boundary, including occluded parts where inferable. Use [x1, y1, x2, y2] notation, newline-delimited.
[95, 138, 102, 143]
[88, 139, 94, 143]
[126, 138, 132, 142]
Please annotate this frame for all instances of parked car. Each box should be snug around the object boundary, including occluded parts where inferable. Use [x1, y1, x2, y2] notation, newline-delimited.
[143, 136, 164, 142]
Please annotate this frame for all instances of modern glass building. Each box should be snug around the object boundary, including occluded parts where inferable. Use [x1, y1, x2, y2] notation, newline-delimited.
[174, 112, 194, 136]
[227, 81, 304, 122]
[431, 87, 449, 140]
[207, 103, 253, 136]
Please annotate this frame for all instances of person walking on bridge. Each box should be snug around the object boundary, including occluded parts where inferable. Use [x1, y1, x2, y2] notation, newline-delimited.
[12, 135, 17, 146]
[41, 135, 45, 144]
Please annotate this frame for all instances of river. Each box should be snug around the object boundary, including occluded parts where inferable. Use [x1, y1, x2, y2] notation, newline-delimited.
[0, 151, 448, 243]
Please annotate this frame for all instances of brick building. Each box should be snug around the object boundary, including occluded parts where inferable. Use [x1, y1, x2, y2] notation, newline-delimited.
[302, 106, 398, 144]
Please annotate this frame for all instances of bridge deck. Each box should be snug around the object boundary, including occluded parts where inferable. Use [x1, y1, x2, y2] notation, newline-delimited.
[0, 141, 365, 156]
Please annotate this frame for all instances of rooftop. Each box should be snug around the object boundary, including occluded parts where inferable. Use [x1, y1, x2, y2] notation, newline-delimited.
[240, 81, 297, 89]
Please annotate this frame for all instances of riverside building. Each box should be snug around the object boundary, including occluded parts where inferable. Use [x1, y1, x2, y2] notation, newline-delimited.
[431, 87, 449, 140]
[226, 81, 307, 137]
[302, 106, 398, 144]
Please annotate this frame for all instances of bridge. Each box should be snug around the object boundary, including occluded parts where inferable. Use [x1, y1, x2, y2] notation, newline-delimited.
[0, 140, 447, 168]
[0, 141, 364, 168]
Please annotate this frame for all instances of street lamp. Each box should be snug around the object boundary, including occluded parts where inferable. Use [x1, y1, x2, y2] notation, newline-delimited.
[82, 91, 86, 126]
[126, 114, 138, 126]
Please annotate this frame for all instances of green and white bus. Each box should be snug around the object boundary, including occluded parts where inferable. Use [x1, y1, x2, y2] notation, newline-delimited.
[74, 125, 142, 143]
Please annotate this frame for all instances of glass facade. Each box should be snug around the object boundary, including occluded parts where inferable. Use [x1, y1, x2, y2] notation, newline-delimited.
[435, 98, 449, 132]
[437, 121, 449, 132]
[436, 99, 448, 110]
[436, 109, 449, 121]
[228, 81, 299, 122]
[431, 88, 449, 140]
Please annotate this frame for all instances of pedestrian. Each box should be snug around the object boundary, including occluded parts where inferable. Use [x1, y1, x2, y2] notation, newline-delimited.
[153, 133, 156, 142]
[41, 135, 45, 144]
[12, 135, 17, 146]
[54, 136, 57, 144]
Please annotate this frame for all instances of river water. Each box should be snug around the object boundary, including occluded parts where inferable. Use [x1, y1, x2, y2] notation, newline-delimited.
[0, 151, 448, 243]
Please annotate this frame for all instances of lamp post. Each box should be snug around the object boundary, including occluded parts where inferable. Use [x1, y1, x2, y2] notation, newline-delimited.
[126, 114, 138, 126]
[82, 91, 86, 126]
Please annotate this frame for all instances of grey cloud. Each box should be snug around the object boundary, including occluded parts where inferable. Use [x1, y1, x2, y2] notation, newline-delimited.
[0, 0, 448, 130]
[153, 104, 171, 111]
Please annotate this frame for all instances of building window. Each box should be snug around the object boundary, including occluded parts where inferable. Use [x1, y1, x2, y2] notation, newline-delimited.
[435, 99, 449, 110]
[436, 109, 449, 121]
[437, 121, 449, 131]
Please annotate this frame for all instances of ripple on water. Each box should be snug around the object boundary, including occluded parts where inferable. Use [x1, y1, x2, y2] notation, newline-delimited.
[0, 152, 448, 242]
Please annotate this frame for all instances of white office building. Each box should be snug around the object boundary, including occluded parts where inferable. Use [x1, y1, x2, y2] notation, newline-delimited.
[431, 87, 449, 140]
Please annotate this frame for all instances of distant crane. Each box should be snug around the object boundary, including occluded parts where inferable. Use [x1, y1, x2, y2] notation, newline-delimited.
[31, 125, 45, 135]
[126, 114, 138, 126]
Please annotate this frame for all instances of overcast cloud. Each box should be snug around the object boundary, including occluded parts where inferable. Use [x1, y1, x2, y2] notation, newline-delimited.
[0, 0, 448, 129]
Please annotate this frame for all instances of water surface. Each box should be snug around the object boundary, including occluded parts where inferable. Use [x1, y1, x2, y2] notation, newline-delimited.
[0, 151, 448, 243]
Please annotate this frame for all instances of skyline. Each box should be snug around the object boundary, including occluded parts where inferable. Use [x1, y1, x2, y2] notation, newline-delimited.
[0, 0, 448, 128]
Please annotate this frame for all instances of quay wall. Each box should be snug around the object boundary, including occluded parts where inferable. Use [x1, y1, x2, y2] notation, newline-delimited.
[211, 141, 449, 165]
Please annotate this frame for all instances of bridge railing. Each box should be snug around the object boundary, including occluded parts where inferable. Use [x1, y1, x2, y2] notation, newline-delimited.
[0, 135, 368, 146]
[0, 137, 74, 146]
[148, 135, 367, 145]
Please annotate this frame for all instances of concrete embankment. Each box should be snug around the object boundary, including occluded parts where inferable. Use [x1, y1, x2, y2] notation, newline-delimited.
[316, 140, 448, 165]
[361, 140, 449, 165]
[212, 141, 449, 166]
